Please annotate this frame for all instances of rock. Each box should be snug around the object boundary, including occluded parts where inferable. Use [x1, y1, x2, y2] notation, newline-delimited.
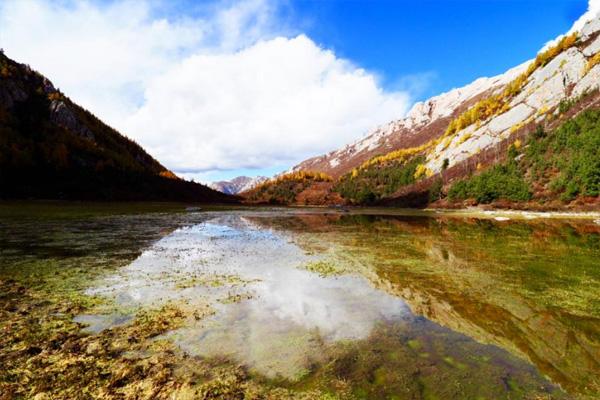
[583, 35, 600, 57]
[572, 63, 600, 97]
[210, 176, 267, 194]
[528, 48, 584, 86]
[524, 74, 566, 110]
[487, 104, 534, 135]
[42, 78, 55, 94]
[580, 17, 600, 41]
[49, 100, 95, 141]
[290, 61, 529, 176]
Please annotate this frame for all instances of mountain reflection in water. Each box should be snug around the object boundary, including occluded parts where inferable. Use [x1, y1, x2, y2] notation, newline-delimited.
[78, 212, 598, 398]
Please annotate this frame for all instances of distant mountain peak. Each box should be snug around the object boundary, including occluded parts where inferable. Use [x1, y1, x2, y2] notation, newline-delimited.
[210, 176, 267, 195]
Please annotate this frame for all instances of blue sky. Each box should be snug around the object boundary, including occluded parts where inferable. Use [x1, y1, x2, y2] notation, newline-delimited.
[1, 0, 591, 183]
[289, 0, 587, 99]
[206, 0, 588, 181]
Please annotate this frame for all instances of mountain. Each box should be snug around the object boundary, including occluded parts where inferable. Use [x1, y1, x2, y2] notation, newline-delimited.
[292, 62, 528, 179]
[0, 52, 235, 203]
[210, 176, 267, 195]
[246, 17, 600, 209]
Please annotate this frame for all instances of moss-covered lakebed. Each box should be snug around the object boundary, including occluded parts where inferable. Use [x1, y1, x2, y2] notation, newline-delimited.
[1, 203, 598, 399]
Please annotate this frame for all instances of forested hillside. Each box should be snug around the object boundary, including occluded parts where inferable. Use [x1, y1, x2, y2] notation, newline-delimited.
[0, 52, 235, 202]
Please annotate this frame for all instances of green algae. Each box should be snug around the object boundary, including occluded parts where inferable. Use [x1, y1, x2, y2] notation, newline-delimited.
[174, 273, 256, 290]
[301, 260, 345, 277]
[248, 212, 600, 398]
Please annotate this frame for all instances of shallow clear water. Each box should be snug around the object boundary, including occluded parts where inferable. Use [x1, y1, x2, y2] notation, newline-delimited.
[1, 204, 599, 398]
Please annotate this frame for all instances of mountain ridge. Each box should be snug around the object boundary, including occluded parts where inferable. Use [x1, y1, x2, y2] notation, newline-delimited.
[244, 16, 600, 209]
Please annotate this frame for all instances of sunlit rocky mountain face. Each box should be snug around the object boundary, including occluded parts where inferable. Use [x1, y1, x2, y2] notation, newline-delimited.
[0, 52, 234, 202]
[245, 17, 600, 210]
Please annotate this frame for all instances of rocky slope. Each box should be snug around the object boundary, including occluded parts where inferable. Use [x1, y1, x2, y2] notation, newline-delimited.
[292, 61, 528, 179]
[252, 16, 600, 209]
[0, 52, 235, 202]
[210, 176, 267, 195]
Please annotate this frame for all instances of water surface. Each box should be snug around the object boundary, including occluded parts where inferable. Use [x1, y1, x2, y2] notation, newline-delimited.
[1, 204, 598, 399]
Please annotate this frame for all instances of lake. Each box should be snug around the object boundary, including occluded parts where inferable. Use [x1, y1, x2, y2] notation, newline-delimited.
[0, 203, 598, 399]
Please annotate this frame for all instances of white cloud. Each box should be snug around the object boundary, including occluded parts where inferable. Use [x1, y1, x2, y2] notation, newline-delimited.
[0, 0, 411, 175]
[543, 0, 600, 50]
[124, 35, 410, 171]
[569, 0, 600, 33]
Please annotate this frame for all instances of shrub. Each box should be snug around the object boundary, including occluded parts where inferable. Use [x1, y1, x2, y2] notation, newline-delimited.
[448, 161, 531, 203]
[429, 178, 443, 202]
[533, 125, 546, 139]
[584, 52, 600, 75]
[525, 109, 600, 198]
[442, 158, 450, 171]
[335, 156, 425, 204]
[246, 170, 332, 203]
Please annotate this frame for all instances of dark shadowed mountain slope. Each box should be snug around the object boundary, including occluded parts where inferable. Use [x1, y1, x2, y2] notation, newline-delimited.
[0, 52, 235, 202]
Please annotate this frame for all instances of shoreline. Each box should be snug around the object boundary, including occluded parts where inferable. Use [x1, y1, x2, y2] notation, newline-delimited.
[2, 200, 600, 222]
[425, 207, 600, 221]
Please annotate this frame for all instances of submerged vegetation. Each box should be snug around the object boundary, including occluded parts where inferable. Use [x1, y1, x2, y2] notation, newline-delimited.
[1, 205, 598, 398]
[247, 212, 600, 398]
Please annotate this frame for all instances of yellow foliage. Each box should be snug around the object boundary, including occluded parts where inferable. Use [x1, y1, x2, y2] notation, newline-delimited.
[361, 142, 429, 170]
[476, 162, 483, 171]
[159, 170, 179, 180]
[510, 122, 525, 134]
[441, 136, 453, 151]
[445, 32, 578, 138]
[414, 164, 432, 179]
[513, 139, 522, 149]
[456, 133, 472, 146]
[48, 92, 62, 101]
[584, 52, 600, 75]
[0, 66, 9, 77]
[353, 33, 579, 173]
[257, 170, 333, 190]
